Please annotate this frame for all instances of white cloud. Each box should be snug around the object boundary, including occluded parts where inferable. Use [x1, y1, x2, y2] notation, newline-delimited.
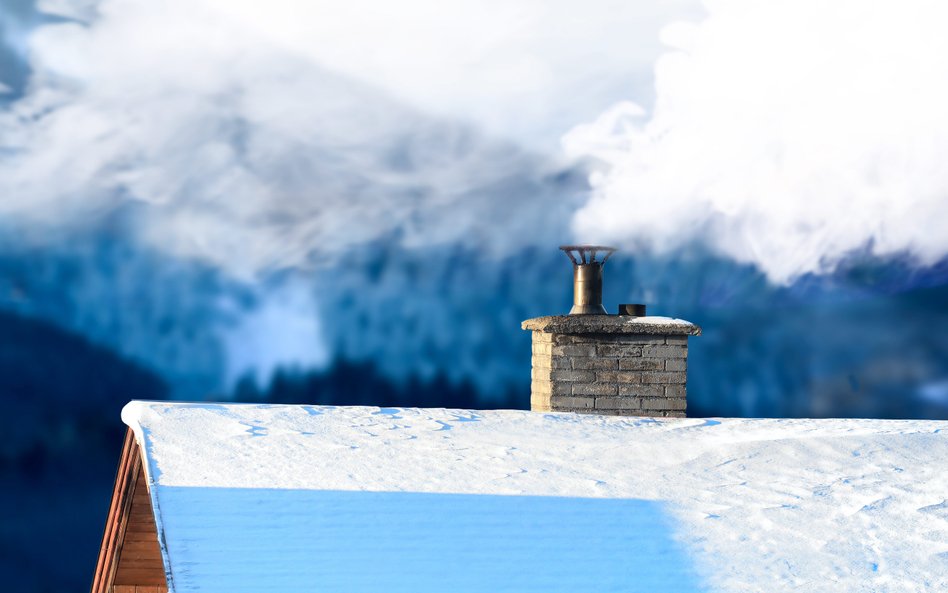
[200, 0, 701, 148]
[0, 0, 583, 277]
[564, 0, 948, 284]
[0, 0, 699, 278]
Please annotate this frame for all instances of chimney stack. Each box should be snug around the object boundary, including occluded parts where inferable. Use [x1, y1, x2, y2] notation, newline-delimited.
[522, 246, 700, 417]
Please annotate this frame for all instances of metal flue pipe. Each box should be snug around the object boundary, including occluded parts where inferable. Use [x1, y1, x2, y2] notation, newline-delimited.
[559, 245, 617, 315]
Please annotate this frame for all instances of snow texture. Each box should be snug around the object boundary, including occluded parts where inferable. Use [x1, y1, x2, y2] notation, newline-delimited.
[623, 315, 693, 325]
[123, 402, 948, 592]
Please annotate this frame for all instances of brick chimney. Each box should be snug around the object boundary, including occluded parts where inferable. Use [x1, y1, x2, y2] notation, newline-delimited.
[522, 246, 700, 417]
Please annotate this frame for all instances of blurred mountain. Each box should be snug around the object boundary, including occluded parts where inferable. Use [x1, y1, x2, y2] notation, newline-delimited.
[0, 308, 166, 462]
[0, 308, 165, 593]
[0, 224, 233, 400]
[2, 226, 947, 421]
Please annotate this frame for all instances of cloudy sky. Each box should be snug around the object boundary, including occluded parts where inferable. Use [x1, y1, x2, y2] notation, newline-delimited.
[4, 0, 948, 285]
[0, 0, 699, 279]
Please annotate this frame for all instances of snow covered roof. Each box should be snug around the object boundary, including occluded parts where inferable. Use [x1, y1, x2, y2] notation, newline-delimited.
[122, 401, 948, 592]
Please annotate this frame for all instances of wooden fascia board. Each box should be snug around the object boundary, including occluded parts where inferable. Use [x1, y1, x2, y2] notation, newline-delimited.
[91, 427, 160, 593]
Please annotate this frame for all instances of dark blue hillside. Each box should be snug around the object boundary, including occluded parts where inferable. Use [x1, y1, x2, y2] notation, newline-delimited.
[0, 310, 166, 593]
[0, 309, 167, 464]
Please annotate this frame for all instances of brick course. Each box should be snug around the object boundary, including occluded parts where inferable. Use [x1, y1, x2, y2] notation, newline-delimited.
[523, 315, 699, 418]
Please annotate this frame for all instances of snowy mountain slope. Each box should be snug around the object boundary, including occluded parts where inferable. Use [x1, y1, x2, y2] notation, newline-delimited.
[125, 402, 948, 592]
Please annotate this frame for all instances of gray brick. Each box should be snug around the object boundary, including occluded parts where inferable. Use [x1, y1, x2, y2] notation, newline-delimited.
[531, 367, 551, 382]
[596, 344, 643, 357]
[664, 359, 687, 371]
[641, 398, 687, 411]
[571, 357, 618, 370]
[553, 334, 592, 345]
[665, 335, 688, 346]
[551, 369, 596, 383]
[640, 398, 673, 411]
[618, 358, 665, 371]
[596, 371, 643, 384]
[532, 355, 551, 370]
[551, 381, 573, 396]
[571, 382, 618, 396]
[618, 335, 667, 345]
[530, 392, 551, 411]
[640, 371, 687, 384]
[665, 384, 687, 398]
[595, 396, 641, 410]
[643, 345, 686, 358]
[553, 344, 597, 357]
[532, 342, 552, 356]
[531, 380, 551, 395]
[550, 395, 596, 409]
[551, 356, 572, 369]
[618, 384, 665, 397]
[532, 331, 553, 344]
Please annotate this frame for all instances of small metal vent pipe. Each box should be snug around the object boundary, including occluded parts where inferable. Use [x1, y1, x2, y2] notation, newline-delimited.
[559, 245, 616, 315]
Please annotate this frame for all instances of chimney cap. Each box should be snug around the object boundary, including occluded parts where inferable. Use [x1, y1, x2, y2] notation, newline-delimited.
[522, 314, 701, 336]
[559, 245, 617, 265]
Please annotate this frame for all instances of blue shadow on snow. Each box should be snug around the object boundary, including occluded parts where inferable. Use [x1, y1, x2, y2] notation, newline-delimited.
[156, 487, 707, 593]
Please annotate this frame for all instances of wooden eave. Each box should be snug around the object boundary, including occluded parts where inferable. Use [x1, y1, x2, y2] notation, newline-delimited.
[91, 428, 169, 593]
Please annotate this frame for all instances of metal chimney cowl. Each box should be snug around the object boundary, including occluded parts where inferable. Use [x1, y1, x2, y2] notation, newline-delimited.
[559, 245, 616, 315]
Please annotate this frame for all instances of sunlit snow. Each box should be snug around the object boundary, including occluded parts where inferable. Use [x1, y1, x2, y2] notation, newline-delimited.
[124, 402, 948, 592]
